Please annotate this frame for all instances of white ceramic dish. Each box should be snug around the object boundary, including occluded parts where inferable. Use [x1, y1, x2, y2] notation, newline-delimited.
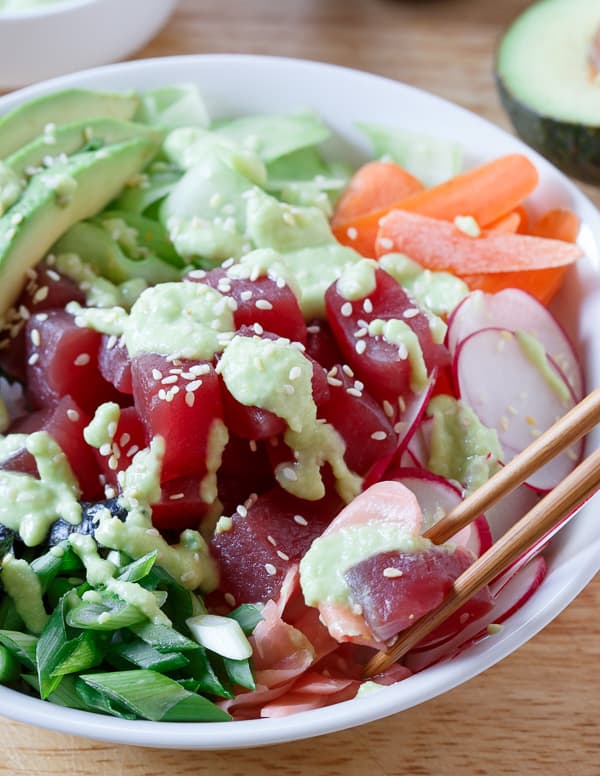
[0, 0, 178, 88]
[0, 54, 598, 750]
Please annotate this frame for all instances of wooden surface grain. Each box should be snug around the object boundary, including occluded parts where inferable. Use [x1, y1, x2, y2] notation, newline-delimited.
[0, 0, 599, 773]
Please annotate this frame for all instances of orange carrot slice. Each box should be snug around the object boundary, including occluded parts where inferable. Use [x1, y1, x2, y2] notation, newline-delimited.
[332, 161, 424, 229]
[375, 210, 582, 305]
[487, 210, 521, 234]
[514, 205, 530, 234]
[334, 154, 539, 257]
[531, 208, 580, 244]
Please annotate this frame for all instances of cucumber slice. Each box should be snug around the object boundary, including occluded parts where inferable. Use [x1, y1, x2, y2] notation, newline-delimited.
[496, 0, 600, 182]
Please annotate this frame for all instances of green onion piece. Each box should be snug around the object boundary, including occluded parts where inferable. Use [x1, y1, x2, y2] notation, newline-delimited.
[222, 657, 256, 691]
[36, 598, 105, 698]
[66, 591, 166, 631]
[228, 604, 264, 635]
[74, 677, 138, 719]
[183, 648, 232, 699]
[111, 639, 189, 672]
[142, 565, 196, 631]
[176, 678, 200, 692]
[78, 670, 231, 722]
[0, 629, 38, 669]
[31, 543, 82, 591]
[22, 673, 89, 711]
[0, 644, 19, 683]
[130, 622, 199, 652]
[0, 598, 24, 631]
[46, 578, 77, 610]
[117, 551, 158, 584]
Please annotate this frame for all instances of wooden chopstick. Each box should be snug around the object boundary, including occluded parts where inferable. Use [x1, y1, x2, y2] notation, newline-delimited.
[425, 387, 600, 545]
[362, 389, 600, 678]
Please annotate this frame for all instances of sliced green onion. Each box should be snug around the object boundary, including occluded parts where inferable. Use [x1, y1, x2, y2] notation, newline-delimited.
[0, 629, 38, 669]
[78, 670, 231, 722]
[36, 597, 105, 698]
[0, 597, 24, 631]
[0, 644, 19, 683]
[228, 604, 263, 635]
[222, 657, 256, 691]
[186, 614, 252, 661]
[110, 639, 189, 672]
[22, 673, 89, 711]
[183, 648, 232, 700]
[74, 677, 137, 719]
[117, 550, 158, 584]
[130, 622, 199, 652]
[66, 591, 166, 631]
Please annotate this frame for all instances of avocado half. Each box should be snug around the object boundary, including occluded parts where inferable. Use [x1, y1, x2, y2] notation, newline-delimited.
[496, 0, 600, 183]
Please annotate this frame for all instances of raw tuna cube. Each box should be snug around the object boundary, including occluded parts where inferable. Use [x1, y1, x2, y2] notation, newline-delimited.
[344, 546, 493, 642]
[210, 486, 343, 605]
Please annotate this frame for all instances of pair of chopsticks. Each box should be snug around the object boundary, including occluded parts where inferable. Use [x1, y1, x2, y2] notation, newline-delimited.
[363, 387, 600, 678]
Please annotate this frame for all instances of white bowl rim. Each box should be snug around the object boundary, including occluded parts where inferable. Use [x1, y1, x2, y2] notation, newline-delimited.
[0, 52, 598, 750]
[0, 0, 97, 20]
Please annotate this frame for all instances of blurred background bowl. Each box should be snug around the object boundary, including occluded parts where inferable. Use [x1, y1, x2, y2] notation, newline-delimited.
[0, 0, 179, 89]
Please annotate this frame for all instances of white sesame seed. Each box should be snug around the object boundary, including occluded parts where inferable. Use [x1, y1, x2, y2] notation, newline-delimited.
[119, 433, 131, 447]
[293, 514, 308, 526]
[240, 290, 253, 302]
[187, 269, 207, 280]
[35, 313, 48, 322]
[106, 335, 117, 350]
[99, 442, 111, 457]
[74, 353, 90, 366]
[282, 466, 298, 481]
[66, 409, 80, 423]
[255, 298, 273, 311]
[355, 340, 367, 355]
[327, 376, 343, 387]
[354, 327, 368, 338]
[107, 422, 118, 438]
[283, 384, 295, 395]
[126, 445, 140, 458]
[362, 298, 373, 314]
[169, 492, 185, 500]
[267, 535, 277, 546]
[249, 439, 257, 452]
[161, 375, 179, 385]
[30, 329, 41, 347]
[237, 505, 248, 518]
[383, 567, 403, 578]
[346, 387, 362, 398]
[342, 364, 354, 377]
[397, 343, 408, 360]
[403, 308, 420, 319]
[46, 269, 60, 282]
[371, 431, 387, 441]
[346, 227, 358, 240]
[276, 550, 290, 561]
[185, 392, 196, 408]
[108, 456, 119, 471]
[341, 302, 353, 318]
[306, 325, 320, 334]
[32, 286, 49, 304]
[27, 353, 39, 366]
[393, 422, 406, 434]
[185, 379, 203, 392]
[288, 366, 302, 381]
[379, 237, 394, 251]
[253, 323, 264, 335]
[265, 563, 277, 576]
[18, 305, 30, 320]
[158, 389, 167, 401]
[224, 593, 237, 608]
[383, 400, 394, 418]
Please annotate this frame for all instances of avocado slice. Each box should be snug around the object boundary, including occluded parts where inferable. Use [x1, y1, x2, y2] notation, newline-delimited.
[0, 89, 139, 159]
[0, 137, 157, 317]
[5, 118, 163, 182]
[496, 0, 600, 183]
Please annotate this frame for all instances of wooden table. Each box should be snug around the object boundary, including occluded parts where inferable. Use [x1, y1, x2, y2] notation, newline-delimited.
[1, 0, 599, 772]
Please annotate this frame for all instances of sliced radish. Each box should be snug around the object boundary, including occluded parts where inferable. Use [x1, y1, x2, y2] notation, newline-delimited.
[484, 483, 541, 543]
[455, 327, 580, 491]
[404, 556, 547, 672]
[405, 416, 433, 469]
[386, 468, 492, 557]
[447, 289, 583, 399]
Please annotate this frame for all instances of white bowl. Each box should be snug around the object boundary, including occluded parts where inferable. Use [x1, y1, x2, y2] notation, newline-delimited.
[0, 0, 178, 88]
[0, 54, 598, 750]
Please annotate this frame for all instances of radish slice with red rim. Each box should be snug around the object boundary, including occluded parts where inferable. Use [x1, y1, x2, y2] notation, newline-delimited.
[447, 289, 583, 400]
[455, 327, 581, 491]
[386, 467, 492, 557]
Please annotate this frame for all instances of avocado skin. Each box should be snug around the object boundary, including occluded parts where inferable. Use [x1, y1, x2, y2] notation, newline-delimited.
[0, 136, 159, 317]
[497, 74, 600, 184]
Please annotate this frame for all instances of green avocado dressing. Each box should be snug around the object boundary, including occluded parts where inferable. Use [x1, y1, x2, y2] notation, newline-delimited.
[516, 330, 571, 403]
[427, 394, 504, 493]
[336, 258, 378, 301]
[0, 431, 81, 546]
[56, 252, 146, 309]
[379, 252, 469, 318]
[368, 318, 429, 393]
[0, 555, 48, 634]
[70, 280, 235, 361]
[217, 334, 362, 502]
[83, 401, 120, 450]
[299, 523, 432, 607]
